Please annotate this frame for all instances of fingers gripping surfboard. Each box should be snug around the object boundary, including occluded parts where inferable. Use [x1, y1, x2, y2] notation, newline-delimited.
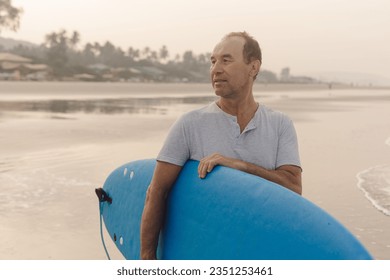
[97, 159, 372, 260]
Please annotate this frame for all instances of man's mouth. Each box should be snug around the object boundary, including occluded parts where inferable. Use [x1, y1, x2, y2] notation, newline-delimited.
[213, 79, 227, 85]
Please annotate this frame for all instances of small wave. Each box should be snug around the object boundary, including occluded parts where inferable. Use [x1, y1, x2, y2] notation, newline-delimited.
[357, 165, 390, 216]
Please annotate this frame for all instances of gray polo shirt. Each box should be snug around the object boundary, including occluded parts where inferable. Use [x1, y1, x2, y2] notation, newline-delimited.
[157, 102, 301, 170]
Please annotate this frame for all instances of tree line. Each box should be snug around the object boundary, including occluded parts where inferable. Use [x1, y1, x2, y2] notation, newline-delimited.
[3, 29, 279, 82]
[1, 1, 279, 82]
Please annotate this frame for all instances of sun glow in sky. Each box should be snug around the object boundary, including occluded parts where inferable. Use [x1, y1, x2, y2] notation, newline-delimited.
[2, 0, 390, 83]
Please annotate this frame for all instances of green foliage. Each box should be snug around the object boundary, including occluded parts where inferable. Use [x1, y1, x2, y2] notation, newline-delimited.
[4, 28, 281, 83]
[0, 3, 285, 82]
[43, 30, 80, 79]
[0, 0, 23, 32]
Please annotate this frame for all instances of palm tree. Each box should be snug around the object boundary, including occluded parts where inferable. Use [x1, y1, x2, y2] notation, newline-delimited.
[159, 45, 169, 63]
[69, 31, 80, 50]
[44, 32, 58, 48]
[82, 42, 96, 64]
[142, 46, 151, 60]
[43, 30, 69, 79]
[128, 47, 140, 61]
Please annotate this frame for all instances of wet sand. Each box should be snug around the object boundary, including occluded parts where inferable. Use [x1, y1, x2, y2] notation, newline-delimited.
[0, 82, 389, 259]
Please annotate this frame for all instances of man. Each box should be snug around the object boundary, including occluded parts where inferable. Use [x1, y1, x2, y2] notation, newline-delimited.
[140, 32, 302, 260]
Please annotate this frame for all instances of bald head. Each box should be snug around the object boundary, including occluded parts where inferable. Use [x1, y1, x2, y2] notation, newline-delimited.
[222, 32, 262, 65]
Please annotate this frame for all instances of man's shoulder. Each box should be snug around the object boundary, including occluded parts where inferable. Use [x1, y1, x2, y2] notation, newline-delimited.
[181, 102, 219, 120]
[260, 105, 288, 118]
[258, 105, 293, 126]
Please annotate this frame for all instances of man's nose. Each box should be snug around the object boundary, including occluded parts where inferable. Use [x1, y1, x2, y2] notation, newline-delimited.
[210, 61, 223, 75]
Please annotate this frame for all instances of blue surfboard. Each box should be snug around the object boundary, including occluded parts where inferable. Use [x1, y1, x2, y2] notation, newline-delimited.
[97, 159, 372, 260]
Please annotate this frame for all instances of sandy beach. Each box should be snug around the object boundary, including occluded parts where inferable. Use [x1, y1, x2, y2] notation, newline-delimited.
[0, 82, 389, 260]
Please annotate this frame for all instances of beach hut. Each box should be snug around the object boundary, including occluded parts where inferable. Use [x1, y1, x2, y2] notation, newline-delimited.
[0, 52, 50, 81]
[0, 52, 32, 80]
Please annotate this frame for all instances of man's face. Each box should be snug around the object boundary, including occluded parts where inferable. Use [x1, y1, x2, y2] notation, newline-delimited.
[210, 36, 254, 98]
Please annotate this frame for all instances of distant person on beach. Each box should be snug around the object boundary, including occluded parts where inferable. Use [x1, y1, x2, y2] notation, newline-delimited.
[140, 31, 302, 260]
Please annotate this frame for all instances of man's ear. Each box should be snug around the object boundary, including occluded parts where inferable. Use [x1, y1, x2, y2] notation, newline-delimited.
[250, 60, 261, 78]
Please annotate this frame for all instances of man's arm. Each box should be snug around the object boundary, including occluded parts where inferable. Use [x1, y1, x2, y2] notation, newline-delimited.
[140, 161, 182, 260]
[198, 153, 302, 195]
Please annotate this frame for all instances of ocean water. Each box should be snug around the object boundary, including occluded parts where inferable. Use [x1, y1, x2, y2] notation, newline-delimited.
[357, 137, 390, 216]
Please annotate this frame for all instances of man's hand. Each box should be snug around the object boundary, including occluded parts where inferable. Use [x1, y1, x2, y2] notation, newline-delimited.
[198, 153, 243, 178]
[198, 153, 302, 195]
[198, 153, 225, 179]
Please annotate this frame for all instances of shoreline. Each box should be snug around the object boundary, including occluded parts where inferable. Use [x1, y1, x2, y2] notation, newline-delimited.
[1, 82, 389, 104]
[1, 81, 389, 92]
[357, 165, 390, 217]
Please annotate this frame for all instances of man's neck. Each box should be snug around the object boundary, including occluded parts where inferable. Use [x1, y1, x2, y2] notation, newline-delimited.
[217, 94, 257, 115]
[216, 95, 259, 132]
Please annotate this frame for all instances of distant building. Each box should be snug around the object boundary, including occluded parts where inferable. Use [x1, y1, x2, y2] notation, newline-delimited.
[87, 63, 110, 73]
[86, 64, 144, 82]
[279, 67, 317, 84]
[73, 73, 96, 81]
[139, 66, 167, 82]
[0, 52, 31, 80]
[280, 67, 290, 82]
[0, 52, 50, 81]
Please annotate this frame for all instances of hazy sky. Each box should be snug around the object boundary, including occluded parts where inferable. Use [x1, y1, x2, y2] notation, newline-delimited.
[2, 0, 390, 82]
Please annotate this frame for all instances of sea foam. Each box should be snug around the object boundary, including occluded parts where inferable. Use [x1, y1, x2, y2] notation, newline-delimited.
[357, 137, 390, 216]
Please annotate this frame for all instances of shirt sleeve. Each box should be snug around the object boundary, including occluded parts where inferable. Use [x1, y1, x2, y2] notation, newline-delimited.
[276, 116, 302, 170]
[156, 115, 190, 166]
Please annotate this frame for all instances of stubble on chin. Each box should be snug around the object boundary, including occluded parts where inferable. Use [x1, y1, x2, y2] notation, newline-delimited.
[214, 85, 237, 99]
